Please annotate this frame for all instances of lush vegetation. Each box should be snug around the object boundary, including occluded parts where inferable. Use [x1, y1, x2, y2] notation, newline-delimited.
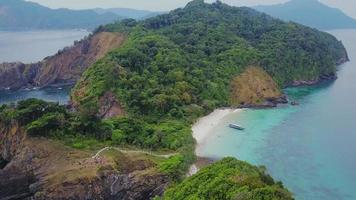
[0, 1, 348, 197]
[0, 99, 108, 139]
[0, 99, 194, 180]
[162, 157, 293, 200]
[70, 0, 347, 182]
[74, 0, 347, 115]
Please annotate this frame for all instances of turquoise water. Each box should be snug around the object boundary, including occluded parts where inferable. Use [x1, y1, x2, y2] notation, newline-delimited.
[0, 86, 72, 105]
[198, 29, 356, 200]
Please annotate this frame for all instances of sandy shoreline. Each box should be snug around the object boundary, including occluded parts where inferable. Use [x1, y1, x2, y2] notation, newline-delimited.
[188, 108, 242, 176]
[192, 108, 242, 155]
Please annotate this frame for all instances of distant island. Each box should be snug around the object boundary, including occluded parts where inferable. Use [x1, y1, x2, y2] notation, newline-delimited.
[94, 8, 163, 20]
[254, 0, 356, 30]
[0, 0, 160, 30]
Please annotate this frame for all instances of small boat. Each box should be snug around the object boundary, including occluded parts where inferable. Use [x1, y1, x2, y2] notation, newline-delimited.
[58, 87, 63, 90]
[291, 101, 299, 106]
[229, 124, 244, 130]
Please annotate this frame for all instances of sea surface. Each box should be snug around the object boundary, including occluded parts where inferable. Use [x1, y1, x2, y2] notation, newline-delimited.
[0, 30, 88, 104]
[0, 86, 72, 105]
[198, 29, 356, 200]
[0, 30, 89, 63]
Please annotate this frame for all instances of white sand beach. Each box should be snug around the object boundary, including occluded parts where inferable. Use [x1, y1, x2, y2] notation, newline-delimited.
[192, 108, 242, 155]
[187, 108, 242, 176]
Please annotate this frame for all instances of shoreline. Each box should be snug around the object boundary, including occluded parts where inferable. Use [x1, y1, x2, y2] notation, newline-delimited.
[192, 108, 242, 156]
[189, 108, 242, 176]
[192, 108, 243, 148]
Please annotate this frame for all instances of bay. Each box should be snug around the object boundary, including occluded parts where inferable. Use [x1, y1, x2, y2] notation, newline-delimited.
[0, 30, 90, 105]
[0, 86, 71, 105]
[197, 29, 356, 200]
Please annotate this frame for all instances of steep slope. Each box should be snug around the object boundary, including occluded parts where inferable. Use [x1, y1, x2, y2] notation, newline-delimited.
[70, 3, 348, 197]
[0, 121, 169, 200]
[0, 99, 290, 199]
[163, 157, 293, 200]
[35, 32, 126, 86]
[254, 0, 356, 30]
[0, 0, 118, 30]
[0, 32, 126, 90]
[230, 67, 287, 108]
[72, 0, 348, 116]
[2, 1, 350, 199]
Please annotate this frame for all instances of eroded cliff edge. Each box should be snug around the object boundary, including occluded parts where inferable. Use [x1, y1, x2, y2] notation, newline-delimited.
[0, 31, 126, 90]
[0, 120, 169, 200]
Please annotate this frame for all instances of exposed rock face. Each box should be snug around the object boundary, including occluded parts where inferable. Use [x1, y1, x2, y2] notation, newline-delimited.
[0, 121, 169, 200]
[291, 72, 337, 86]
[0, 32, 126, 90]
[0, 62, 40, 90]
[98, 91, 125, 119]
[230, 66, 287, 108]
[0, 120, 26, 161]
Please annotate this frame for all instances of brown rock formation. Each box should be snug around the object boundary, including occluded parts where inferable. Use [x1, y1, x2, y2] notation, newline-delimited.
[98, 91, 125, 119]
[0, 121, 169, 200]
[230, 66, 287, 108]
[0, 32, 126, 90]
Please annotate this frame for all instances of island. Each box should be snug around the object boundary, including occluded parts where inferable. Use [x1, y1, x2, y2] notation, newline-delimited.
[0, 0, 348, 199]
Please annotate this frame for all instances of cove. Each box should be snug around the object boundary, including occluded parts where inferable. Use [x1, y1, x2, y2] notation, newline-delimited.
[0, 86, 71, 105]
[197, 29, 356, 200]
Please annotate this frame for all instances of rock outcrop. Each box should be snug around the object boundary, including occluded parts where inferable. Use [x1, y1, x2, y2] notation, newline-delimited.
[291, 72, 337, 86]
[0, 32, 126, 90]
[0, 121, 169, 200]
[230, 66, 288, 108]
[98, 91, 125, 119]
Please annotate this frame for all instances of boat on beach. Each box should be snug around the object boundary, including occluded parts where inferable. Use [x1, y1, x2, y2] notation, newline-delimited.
[229, 124, 244, 130]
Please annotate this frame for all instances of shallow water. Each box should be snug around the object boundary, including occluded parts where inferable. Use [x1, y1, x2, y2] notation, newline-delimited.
[0, 30, 89, 63]
[198, 29, 356, 200]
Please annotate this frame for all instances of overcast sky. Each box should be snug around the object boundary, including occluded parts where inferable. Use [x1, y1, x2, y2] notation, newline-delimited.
[27, 0, 356, 19]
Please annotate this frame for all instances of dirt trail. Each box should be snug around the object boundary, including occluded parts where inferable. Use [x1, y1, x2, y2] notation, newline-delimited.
[92, 147, 177, 159]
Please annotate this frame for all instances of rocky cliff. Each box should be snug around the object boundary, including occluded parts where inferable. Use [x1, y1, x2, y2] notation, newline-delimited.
[0, 121, 169, 200]
[230, 67, 287, 108]
[0, 31, 126, 90]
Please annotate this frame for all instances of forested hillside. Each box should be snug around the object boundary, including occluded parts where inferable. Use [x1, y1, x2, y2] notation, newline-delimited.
[163, 158, 293, 200]
[70, 1, 347, 196]
[1, 0, 349, 199]
[73, 0, 347, 117]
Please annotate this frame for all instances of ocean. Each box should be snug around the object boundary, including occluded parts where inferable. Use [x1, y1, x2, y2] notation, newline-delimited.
[197, 29, 356, 200]
[0, 30, 89, 63]
[0, 30, 89, 105]
[0, 86, 72, 105]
